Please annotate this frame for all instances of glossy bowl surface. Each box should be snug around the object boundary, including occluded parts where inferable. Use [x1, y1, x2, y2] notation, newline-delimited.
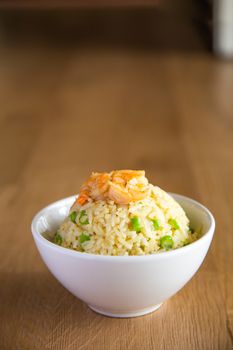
[31, 194, 215, 318]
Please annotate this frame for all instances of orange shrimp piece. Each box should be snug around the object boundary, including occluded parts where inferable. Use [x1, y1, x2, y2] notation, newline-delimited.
[72, 170, 149, 207]
[109, 170, 148, 204]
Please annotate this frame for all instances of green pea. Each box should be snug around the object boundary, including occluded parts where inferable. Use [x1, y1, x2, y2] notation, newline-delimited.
[79, 210, 89, 225]
[69, 211, 77, 223]
[152, 218, 160, 230]
[80, 233, 90, 244]
[168, 218, 180, 230]
[130, 216, 141, 233]
[54, 232, 63, 245]
[160, 235, 174, 250]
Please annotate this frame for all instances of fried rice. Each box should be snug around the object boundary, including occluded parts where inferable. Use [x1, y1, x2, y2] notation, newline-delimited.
[54, 180, 200, 256]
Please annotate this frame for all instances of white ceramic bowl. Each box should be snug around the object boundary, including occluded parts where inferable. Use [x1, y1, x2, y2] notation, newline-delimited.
[31, 194, 215, 318]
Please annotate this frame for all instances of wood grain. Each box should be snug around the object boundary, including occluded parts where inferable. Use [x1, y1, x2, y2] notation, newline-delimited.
[0, 8, 232, 350]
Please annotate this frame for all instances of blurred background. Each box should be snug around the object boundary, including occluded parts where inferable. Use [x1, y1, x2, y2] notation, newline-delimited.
[1, 1, 233, 349]
[0, 0, 232, 203]
[0, 0, 232, 200]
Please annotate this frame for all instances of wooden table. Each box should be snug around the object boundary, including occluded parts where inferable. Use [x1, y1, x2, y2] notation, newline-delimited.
[0, 9, 232, 350]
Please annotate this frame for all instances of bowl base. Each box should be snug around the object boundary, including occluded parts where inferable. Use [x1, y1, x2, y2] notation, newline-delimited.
[88, 303, 162, 318]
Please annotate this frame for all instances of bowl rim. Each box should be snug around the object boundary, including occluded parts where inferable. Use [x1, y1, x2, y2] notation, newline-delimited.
[31, 193, 215, 261]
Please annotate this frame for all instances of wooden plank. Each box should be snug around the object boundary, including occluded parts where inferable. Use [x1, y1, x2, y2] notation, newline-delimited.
[0, 8, 232, 350]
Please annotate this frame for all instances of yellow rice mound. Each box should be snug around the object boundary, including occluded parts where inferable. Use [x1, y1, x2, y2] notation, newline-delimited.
[54, 185, 200, 256]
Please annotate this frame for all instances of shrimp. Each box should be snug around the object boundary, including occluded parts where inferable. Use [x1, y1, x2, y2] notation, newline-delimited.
[72, 170, 149, 207]
[71, 172, 110, 209]
[109, 170, 149, 204]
